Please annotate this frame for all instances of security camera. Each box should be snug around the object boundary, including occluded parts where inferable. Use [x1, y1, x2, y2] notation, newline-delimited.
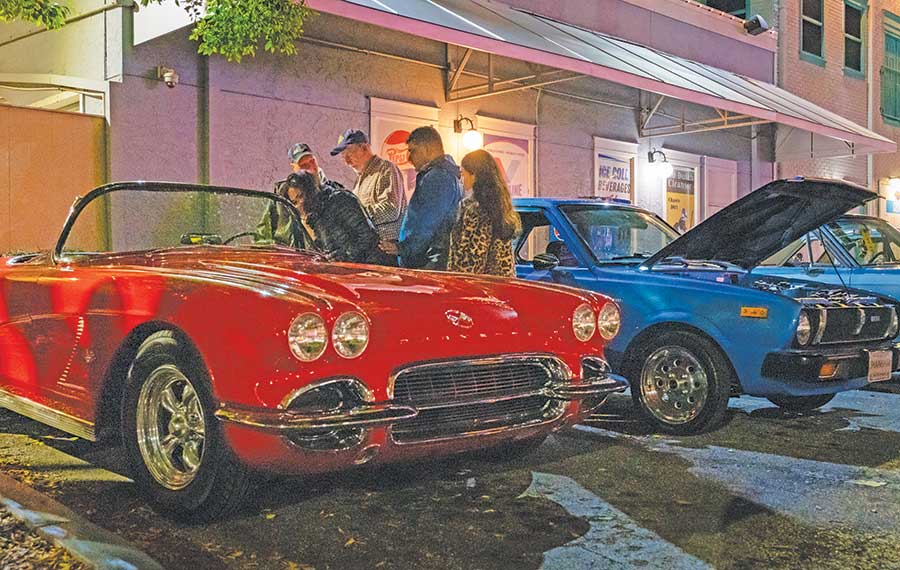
[743, 14, 770, 36]
[157, 66, 179, 88]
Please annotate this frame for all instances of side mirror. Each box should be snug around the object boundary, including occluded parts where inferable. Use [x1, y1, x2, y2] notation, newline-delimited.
[533, 253, 559, 271]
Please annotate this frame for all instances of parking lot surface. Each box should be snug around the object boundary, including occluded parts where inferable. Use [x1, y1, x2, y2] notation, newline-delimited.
[3, 388, 900, 569]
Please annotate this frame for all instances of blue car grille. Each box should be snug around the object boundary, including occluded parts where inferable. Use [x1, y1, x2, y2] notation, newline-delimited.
[810, 305, 895, 345]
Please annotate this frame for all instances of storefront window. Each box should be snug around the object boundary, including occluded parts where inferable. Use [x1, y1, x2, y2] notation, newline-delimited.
[801, 0, 825, 63]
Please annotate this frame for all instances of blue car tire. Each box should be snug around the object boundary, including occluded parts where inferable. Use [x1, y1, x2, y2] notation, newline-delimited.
[627, 330, 732, 435]
[766, 393, 835, 412]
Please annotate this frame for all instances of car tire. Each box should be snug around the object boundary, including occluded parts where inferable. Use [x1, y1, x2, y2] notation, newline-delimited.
[766, 393, 835, 412]
[121, 330, 252, 522]
[628, 330, 732, 435]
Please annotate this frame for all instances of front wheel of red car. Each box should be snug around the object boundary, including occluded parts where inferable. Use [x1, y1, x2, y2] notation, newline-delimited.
[122, 330, 252, 522]
[628, 331, 732, 435]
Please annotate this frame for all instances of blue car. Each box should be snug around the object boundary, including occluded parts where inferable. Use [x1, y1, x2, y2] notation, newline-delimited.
[756, 214, 900, 300]
[514, 178, 900, 434]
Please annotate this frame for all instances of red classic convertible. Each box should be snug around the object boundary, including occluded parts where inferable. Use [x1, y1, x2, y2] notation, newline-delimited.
[0, 182, 626, 520]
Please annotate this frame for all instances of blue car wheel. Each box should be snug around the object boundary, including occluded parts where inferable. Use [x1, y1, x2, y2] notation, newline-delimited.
[628, 330, 732, 435]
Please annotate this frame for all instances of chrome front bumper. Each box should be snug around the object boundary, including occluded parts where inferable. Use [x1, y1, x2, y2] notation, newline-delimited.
[215, 356, 628, 433]
[214, 402, 418, 432]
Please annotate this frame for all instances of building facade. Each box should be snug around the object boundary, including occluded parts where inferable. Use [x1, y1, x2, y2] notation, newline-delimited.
[0, 0, 893, 251]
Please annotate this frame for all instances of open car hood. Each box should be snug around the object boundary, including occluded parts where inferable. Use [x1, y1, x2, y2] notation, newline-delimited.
[643, 178, 876, 270]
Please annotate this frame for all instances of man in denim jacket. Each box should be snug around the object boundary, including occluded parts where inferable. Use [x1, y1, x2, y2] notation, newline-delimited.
[399, 126, 463, 269]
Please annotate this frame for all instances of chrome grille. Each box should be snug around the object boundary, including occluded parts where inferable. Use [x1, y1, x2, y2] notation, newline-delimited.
[390, 356, 566, 443]
[812, 306, 895, 345]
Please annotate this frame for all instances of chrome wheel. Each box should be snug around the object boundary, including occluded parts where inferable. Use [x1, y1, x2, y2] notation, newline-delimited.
[135, 364, 206, 490]
[640, 346, 708, 425]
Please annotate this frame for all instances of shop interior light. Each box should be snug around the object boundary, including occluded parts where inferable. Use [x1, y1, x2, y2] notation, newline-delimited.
[888, 177, 900, 193]
[648, 148, 674, 179]
[454, 115, 483, 151]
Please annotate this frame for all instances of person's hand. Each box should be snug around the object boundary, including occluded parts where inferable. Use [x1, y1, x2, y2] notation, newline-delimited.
[379, 240, 399, 255]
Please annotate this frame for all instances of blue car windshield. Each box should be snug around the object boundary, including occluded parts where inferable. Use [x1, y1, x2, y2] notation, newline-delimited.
[826, 218, 900, 266]
[560, 205, 679, 263]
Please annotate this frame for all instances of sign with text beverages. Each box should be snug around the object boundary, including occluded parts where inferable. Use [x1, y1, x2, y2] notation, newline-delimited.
[595, 153, 633, 202]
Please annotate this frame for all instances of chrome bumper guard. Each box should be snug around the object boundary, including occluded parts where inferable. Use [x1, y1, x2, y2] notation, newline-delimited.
[214, 402, 418, 432]
[544, 375, 629, 400]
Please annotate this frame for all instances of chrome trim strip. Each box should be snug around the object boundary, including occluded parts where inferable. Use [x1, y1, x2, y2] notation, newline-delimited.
[389, 414, 564, 446]
[0, 389, 96, 441]
[215, 402, 417, 431]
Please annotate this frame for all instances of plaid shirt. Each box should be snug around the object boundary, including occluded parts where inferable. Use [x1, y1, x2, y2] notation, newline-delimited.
[353, 155, 407, 243]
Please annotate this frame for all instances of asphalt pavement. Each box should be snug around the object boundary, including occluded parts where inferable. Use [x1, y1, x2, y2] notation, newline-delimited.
[3, 387, 900, 570]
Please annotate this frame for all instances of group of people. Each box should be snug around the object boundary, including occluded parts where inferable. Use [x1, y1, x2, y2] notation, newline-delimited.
[261, 126, 521, 277]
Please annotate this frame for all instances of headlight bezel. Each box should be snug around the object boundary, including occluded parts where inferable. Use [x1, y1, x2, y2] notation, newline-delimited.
[796, 310, 812, 347]
[888, 307, 899, 338]
[288, 312, 328, 361]
[332, 311, 370, 359]
[596, 302, 621, 341]
[572, 303, 597, 342]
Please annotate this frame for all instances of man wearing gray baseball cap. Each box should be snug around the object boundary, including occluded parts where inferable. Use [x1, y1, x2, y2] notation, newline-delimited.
[331, 129, 407, 266]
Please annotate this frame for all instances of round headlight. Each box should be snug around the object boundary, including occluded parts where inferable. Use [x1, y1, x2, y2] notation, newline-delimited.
[573, 303, 597, 342]
[332, 312, 370, 359]
[888, 308, 899, 338]
[288, 313, 328, 361]
[796, 311, 812, 346]
[597, 302, 621, 340]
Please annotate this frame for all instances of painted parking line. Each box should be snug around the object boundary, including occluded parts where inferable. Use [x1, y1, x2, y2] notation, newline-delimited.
[521, 471, 713, 570]
[730, 391, 900, 434]
[577, 426, 900, 532]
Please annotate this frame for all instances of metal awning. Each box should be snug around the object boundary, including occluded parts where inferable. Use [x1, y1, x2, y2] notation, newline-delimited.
[306, 0, 896, 159]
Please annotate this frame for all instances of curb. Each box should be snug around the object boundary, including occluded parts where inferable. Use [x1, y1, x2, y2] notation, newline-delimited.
[0, 471, 165, 570]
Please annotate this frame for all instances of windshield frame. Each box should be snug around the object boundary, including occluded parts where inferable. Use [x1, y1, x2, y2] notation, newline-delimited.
[52, 181, 307, 264]
[557, 203, 680, 266]
[825, 216, 900, 267]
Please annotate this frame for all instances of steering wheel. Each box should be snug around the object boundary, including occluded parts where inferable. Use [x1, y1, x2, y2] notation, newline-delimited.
[223, 231, 264, 245]
[866, 250, 885, 264]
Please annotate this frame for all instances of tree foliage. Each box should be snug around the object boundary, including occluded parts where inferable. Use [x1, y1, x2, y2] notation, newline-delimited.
[0, 0, 315, 62]
[0, 0, 69, 29]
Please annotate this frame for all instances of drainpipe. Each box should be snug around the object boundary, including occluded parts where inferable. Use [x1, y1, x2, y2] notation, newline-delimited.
[867, 3, 877, 215]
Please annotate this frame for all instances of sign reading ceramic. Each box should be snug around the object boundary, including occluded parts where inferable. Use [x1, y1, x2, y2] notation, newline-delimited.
[595, 153, 633, 202]
[483, 133, 530, 198]
[666, 166, 695, 233]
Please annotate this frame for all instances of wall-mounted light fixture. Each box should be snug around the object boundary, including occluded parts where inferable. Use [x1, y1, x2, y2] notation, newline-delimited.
[743, 14, 770, 36]
[157, 66, 179, 88]
[648, 148, 674, 179]
[454, 115, 483, 151]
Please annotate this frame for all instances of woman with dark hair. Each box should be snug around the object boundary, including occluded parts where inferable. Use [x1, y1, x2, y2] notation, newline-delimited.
[447, 149, 522, 276]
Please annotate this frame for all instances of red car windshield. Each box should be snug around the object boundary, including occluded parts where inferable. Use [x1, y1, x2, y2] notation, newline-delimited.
[59, 184, 305, 257]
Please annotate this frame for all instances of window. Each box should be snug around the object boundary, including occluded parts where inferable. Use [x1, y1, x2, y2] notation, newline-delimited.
[701, 0, 747, 19]
[883, 12, 900, 124]
[844, 2, 864, 73]
[801, 0, 824, 62]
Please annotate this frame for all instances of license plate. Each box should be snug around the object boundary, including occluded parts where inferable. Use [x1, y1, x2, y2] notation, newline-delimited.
[868, 350, 893, 383]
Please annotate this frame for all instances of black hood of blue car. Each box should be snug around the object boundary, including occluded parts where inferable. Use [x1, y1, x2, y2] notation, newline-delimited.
[644, 178, 875, 270]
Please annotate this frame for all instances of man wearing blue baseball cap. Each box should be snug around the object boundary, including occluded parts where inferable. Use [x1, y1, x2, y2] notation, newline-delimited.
[331, 129, 407, 266]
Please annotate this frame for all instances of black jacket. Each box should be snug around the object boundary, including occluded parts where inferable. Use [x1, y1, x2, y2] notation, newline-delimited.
[305, 182, 379, 264]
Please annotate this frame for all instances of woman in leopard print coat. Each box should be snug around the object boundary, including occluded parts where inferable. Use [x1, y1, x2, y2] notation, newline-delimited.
[447, 150, 522, 277]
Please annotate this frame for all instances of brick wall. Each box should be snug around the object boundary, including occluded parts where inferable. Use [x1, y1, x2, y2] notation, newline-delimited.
[776, 0, 870, 185]
[871, 3, 900, 205]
